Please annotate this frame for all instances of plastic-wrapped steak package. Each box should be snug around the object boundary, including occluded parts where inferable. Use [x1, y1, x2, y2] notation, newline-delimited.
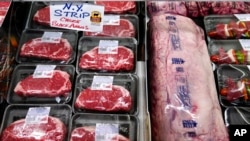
[84, 15, 138, 39]
[69, 113, 138, 141]
[0, 104, 71, 141]
[16, 29, 78, 64]
[7, 64, 75, 104]
[146, 1, 187, 18]
[148, 13, 229, 141]
[77, 37, 137, 74]
[208, 39, 250, 65]
[93, 1, 138, 14]
[216, 64, 250, 107]
[73, 73, 137, 114]
[204, 15, 250, 40]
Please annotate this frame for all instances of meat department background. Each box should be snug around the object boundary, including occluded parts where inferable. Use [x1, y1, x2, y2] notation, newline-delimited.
[1, 1, 250, 141]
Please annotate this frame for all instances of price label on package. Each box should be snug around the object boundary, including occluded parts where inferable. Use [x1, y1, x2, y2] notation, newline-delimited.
[103, 15, 120, 25]
[239, 39, 250, 51]
[91, 76, 114, 90]
[50, 2, 104, 31]
[235, 14, 250, 21]
[98, 40, 119, 54]
[33, 65, 56, 78]
[25, 107, 51, 124]
[41, 32, 63, 43]
[95, 123, 119, 141]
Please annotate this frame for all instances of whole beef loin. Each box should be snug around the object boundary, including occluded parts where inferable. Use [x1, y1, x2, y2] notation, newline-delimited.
[79, 46, 134, 72]
[95, 1, 136, 14]
[70, 126, 129, 141]
[84, 19, 135, 37]
[149, 14, 229, 141]
[20, 37, 72, 62]
[75, 85, 132, 112]
[14, 70, 72, 97]
[33, 6, 50, 26]
[0, 116, 66, 141]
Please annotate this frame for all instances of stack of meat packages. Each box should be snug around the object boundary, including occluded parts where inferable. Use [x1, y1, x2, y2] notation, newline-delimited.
[0, 1, 140, 141]
[145, 1, 250, 141]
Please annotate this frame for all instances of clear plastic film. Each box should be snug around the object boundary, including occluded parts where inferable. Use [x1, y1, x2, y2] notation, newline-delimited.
[216, 64, 250, 107]
[204, 15, 250, 40]
[73, 73, 137, 114]
[69, 114, 138, 141]
[0, 104, 71, 141]
[7, 64, 75, 104]
[148, 13, 229, 141]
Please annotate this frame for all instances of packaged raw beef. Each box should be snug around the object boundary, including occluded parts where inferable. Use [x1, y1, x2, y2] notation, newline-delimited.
[77, 37, 137, 74]
[94, 1, 137, 14]
[148, 13, 229, 141]
[69, 113, 138, 141]
[0, 104, 71, 141]
[208, 40, 250, 65]
[146, 1, 187, 18]
[16, 29, 78, 64]
[204, 15, 250, 40]
[216, 64, 250, 107]
[84, 15, 138, 39]
[73, 73, 137, 114]
[7, 64, 75, 104]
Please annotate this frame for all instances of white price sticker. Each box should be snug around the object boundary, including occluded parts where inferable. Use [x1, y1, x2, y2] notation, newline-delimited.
[95, 123, 119, 141]
[234, 14, 250, 21]
[103, 15, 120, 25]
[50, 2, 104, 32]
[91, 76, 114, 90]
[239, 39, 250, 51]
[25, 107, 51, 124]
[33, 65, 56, 78]
[98, 40, 119, 54]
[41, 32, 63, 43]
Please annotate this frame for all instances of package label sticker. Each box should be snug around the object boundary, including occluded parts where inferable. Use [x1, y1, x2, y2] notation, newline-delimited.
[41, 31, 63, 43]
[234, 14, 250, 21]
[98, 40, 119, 54]
[103, 15, 120, 25]
[50, 2, 104, 32]
[91, 76, 114, 90]
[95, 123, 119, 141]
[25, 107, 51, 124]
[0, 1, 12, 27]
[33, 65, 56, 78]
[239, 39, 250, 51]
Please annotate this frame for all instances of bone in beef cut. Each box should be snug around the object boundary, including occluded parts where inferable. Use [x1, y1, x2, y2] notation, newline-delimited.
[95, 1, 136, 14]
[70, 126, 129, 141]
[20, 37, 72, 62]
[147, 1, 187, 17]
[14, 70, 72, 97]
[33, 6, 50, 26]
[0, 116, 66, 141]
[79, 46, 134, 72]
[148, 13, 229, 141]
[75, 85, 132, 112]
[84, 19, 135, 37]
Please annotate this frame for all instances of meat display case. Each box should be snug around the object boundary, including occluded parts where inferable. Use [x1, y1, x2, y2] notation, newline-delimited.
[2, 0, 250, 141]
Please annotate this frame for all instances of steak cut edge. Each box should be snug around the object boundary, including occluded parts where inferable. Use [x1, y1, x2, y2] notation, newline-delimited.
[79, 46, 134, 72]
[20, 37, 72, 62]
[0, 116, 66, 141]
[74, 85, 132, 112]
[14, 70, 72, 97]
[70, 126, 130, 141]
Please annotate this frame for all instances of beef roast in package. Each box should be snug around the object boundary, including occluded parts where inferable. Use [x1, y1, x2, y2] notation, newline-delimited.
[148, 13, 229, 141]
